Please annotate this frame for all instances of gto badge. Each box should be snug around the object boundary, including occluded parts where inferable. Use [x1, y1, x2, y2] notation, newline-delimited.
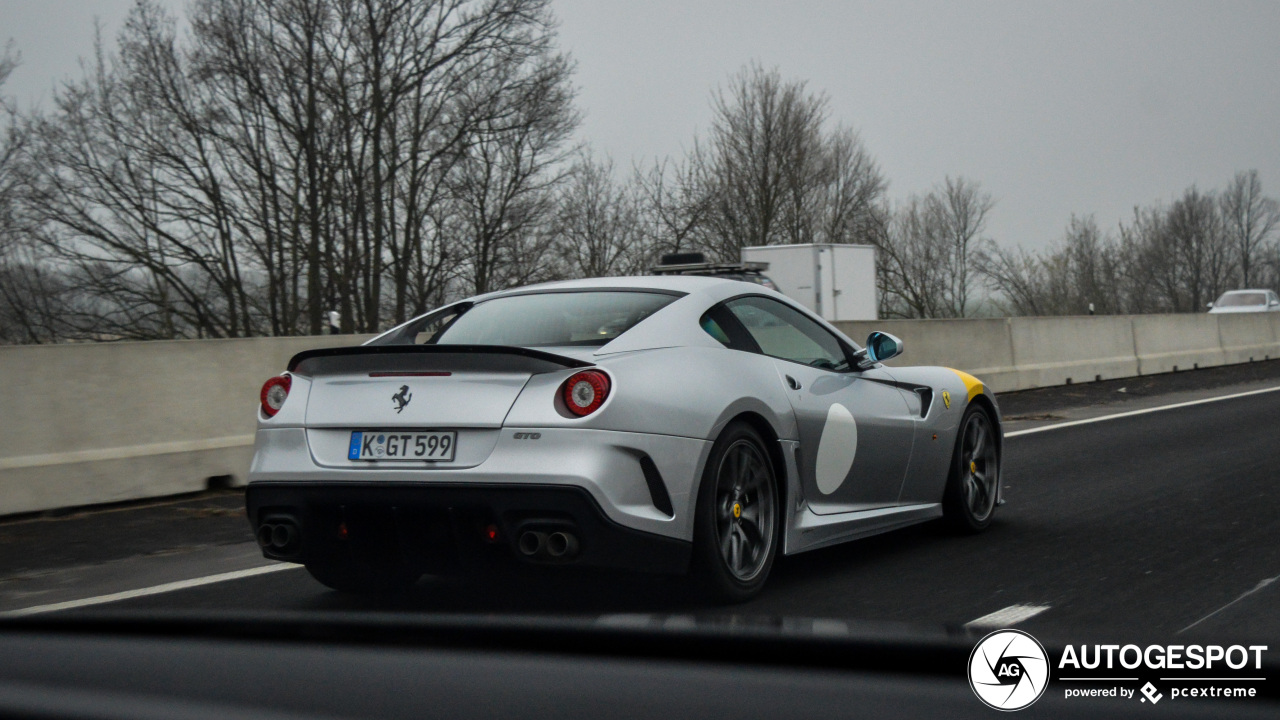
[942, 390, 951, 409]
[392, 385, 412, 413]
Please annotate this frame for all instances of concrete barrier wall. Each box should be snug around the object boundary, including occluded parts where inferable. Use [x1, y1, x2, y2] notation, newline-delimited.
[3, 312, 1280, 515]
[833, 312, 1280, 393]
[835, 318, 1020, 389]
[0, 334, 372, 515]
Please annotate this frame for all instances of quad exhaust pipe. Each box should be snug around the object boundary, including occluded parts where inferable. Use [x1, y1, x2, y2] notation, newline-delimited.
[546, 531, 579, 558]
[517, 529, 579, 560]
[518, 530, 547, 556]
[257, 519, 301, 555]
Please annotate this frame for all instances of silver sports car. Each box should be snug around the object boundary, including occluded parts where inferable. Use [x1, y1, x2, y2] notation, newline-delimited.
[248, 276, 1002, 601]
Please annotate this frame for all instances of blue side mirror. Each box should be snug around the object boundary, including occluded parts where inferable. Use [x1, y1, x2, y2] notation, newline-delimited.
[865, 331, 903, 363]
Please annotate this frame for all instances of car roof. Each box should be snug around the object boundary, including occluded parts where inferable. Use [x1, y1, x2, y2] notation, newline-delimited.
[474, 275, 742, 300]
[462, 274, 847, 357]
[371, 274, 860, 356]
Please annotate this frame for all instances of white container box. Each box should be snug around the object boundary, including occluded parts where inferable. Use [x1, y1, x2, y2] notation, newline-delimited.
[741, 244, 878, 321]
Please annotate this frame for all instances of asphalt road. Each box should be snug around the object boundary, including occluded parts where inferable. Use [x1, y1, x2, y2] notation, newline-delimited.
[3, 364, 1279, 648]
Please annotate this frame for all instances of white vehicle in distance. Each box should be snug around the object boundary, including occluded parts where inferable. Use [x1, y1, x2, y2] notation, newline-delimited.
[1207, 289, 1280, 313]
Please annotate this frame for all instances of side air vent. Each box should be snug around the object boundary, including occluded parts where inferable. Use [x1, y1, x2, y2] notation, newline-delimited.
[915, 388, 933, 418]
[637, 455, 674, 517]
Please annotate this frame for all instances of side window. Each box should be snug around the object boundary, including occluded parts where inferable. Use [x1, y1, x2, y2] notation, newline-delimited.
[699, 304, 760, 352]
[700, 314, 732, 345]
[725, 296, 849, 370]
[368, 304, 468, 345]
[416, 310, 463, 344]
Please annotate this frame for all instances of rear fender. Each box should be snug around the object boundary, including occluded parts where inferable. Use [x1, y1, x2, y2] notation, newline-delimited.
[504, 346, 796, 441]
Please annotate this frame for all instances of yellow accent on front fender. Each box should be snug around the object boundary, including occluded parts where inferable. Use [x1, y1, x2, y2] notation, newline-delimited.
[946, 368, 985, 402]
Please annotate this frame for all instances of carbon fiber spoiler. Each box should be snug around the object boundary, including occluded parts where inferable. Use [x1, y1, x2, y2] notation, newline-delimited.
[287, 344, 594, 375]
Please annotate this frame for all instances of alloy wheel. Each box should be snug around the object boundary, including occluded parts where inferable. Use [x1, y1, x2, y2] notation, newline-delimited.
[961, 411, 999, 523]
[714, 439, 776, 582]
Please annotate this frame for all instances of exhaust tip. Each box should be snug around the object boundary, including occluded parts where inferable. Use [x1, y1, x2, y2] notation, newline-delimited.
[518, 531, 547, 556]
[258, 518, 301, 555]
[546, 531, 579, 558]
[272, 523, 298, 551]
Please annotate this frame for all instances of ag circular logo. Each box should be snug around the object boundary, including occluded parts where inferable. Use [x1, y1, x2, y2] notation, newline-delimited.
[968, 629, 1050, 711]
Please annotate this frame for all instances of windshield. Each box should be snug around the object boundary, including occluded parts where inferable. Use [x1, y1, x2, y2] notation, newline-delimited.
[1215, 292, 1268, 307]
[430, 291, 676, 347]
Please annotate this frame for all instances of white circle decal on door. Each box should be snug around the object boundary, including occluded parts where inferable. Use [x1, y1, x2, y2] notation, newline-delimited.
[814, 403, 858, 495]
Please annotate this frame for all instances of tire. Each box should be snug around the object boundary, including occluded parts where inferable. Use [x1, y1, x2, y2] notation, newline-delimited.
[691, 421, 780, 603]
[305, 555, 420, 594]
[943, 403, 1000, 533]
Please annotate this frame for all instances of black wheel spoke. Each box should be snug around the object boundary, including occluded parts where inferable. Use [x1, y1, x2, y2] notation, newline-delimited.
[738, 515, 764, 546]
[971, 474, 988, 507]
[737, 446, 753, 487]
[730, 529, 745, 573]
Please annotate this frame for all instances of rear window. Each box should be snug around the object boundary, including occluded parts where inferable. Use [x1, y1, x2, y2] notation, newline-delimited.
[427, 291, 678, 347]
[1215, 292, 1267, 307]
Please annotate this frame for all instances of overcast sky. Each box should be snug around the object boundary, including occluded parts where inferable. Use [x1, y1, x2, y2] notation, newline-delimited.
[3, 0, 1279, 252]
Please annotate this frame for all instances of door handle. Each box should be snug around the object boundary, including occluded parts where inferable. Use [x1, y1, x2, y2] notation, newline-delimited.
[785, 375, 801, 390]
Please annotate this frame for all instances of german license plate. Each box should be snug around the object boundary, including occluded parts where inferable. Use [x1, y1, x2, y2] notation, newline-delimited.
[348, 431, 457, 462]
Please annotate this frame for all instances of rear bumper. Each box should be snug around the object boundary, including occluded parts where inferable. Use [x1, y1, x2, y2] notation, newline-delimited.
[246, 482, 692, 575]
[249, 427, 712, 542]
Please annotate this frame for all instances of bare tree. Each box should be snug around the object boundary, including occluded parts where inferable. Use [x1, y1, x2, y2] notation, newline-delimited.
[662, 63, 886, 262]
[874, 196, 948, 318]
[875, 176, 993, 318]
[632, 157, 711, 259]
[0, 39, 21, 255]
[1130, 187, 1234, 312]
[981, 215, 1123, 316]
[552, 151, 646, 278]
[3, 0, 580, 342]
[701, 64, 823, 256]
[18, 9, 256, 340]
[934, 176, 994, 316]
[446, 47, 578, 295]
[0, 41, 55, 344]
[811, 126, 888, 249]
[985, 177, 1279, 318]
[978, 242, 1052, 317]
[1220, 170, 1279, 288]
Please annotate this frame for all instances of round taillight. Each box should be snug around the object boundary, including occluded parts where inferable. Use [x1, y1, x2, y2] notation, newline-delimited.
[561, 370, 611, 417]
[260, 374, 292, 417]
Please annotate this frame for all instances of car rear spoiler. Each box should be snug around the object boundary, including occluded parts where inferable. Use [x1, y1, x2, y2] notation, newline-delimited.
[287, 344, 593, 376]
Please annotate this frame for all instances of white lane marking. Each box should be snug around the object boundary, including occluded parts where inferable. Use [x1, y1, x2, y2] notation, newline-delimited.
[1179, 574, 1280, 634]
[2, 564, 301, 616]
[1005, 385, 1280, 438]
[964, 603, 1051, 628]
